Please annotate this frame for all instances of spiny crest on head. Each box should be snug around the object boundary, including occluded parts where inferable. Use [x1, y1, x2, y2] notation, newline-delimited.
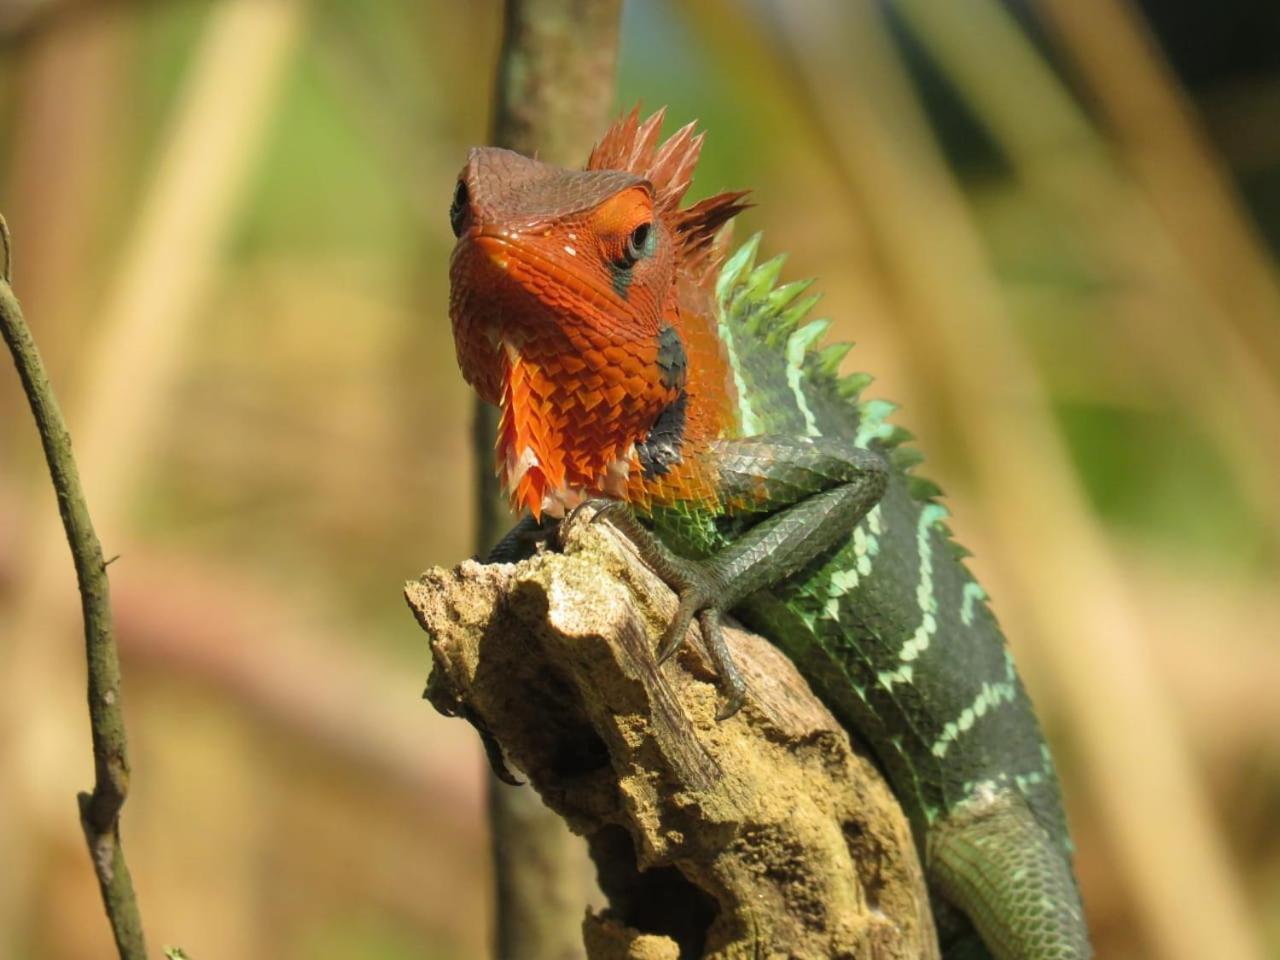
[588, 106, 750, 276]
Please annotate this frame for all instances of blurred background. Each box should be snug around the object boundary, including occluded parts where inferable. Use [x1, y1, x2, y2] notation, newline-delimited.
[0, 0, 1277, 957]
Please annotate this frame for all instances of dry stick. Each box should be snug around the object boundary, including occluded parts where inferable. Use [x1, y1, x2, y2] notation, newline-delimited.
[410, 516, 938, 959]
[474, 2, 622, 957]
[0, 220, 146, 959]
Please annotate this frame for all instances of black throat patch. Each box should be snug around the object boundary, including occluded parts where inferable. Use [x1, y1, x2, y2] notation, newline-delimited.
[656, 324, 687, 392]
[637, 391, 688, 478]
[639, 326, 689, 478]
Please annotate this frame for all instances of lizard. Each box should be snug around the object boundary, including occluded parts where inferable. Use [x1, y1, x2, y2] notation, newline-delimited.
[446, 107, 1091, 960]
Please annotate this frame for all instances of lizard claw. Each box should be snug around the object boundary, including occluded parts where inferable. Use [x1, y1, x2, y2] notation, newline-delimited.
[654, 576, 712, 665]
[588, 499, 628, 525]
[657, 583, 746, 719]
[659, 577, 747, 719]
[655, 619, 690, 665]
[564, 496, 623, 528]
[458, 704, 524, 785]
[700, 608, 747, 720]
[583, 502, 748, 718]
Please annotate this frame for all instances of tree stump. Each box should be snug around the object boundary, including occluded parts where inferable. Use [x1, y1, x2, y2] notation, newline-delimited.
[406, 511, 939, 959]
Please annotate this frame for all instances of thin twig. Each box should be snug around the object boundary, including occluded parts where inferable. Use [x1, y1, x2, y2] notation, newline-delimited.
[1, 214, 11, 282]
[0, 215, 147, 959]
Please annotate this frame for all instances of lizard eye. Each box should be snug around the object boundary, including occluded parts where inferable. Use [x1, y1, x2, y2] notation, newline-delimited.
[617, 221, 653, 269]
[450, 180, 469, 238]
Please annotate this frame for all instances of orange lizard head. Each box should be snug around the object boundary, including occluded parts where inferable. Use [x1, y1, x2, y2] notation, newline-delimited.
[448, 108, 748, 518]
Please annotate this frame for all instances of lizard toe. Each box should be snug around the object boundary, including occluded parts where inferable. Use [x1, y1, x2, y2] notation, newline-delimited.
[655, 559, 720, 664]
[655, 596, 699, 664]
[699, 608, 747, 719]
[566, 496, 616, 527]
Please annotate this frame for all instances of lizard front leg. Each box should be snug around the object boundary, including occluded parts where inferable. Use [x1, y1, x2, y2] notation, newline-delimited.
[586, 436, 888, 718]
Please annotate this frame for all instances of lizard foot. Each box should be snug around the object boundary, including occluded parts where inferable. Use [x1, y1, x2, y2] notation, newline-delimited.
[571, 498, 747, 719]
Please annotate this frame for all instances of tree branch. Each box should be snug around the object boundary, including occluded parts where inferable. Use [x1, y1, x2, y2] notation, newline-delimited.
[0, 217, 147, 959]
[407, 513, 939, 959]
[477, 2, 625, 956]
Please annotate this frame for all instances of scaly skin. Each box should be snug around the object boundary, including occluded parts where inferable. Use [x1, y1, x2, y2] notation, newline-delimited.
[447, 108, 1091, 959]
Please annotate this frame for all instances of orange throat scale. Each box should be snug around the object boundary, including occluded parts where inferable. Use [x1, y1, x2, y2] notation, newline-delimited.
[448, 110, 750, 520]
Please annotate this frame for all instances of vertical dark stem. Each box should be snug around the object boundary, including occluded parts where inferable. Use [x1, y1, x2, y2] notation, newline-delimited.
[490, 0, 625, 161]
[0, 217, 147, 959]
[477, 1, 623, 957]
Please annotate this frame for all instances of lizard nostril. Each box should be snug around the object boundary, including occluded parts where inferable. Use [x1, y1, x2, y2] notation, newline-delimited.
[450, 180, 470, 238]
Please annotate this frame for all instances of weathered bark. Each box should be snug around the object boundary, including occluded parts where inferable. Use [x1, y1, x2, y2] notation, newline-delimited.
[407, 512, 939, 959]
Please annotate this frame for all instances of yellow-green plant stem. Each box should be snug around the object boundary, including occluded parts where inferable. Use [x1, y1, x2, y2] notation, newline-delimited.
[0, 216, 147, 960]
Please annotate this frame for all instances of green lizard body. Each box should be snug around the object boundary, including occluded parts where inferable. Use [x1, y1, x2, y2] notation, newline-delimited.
[449, 110, 1091, 959]
[647, 236, 1088, 958]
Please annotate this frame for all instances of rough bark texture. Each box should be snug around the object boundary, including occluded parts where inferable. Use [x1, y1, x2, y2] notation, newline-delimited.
[407, 512, 939, 960]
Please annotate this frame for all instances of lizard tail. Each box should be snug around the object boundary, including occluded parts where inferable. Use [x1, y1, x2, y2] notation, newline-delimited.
[929, 790, 1092, 960]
